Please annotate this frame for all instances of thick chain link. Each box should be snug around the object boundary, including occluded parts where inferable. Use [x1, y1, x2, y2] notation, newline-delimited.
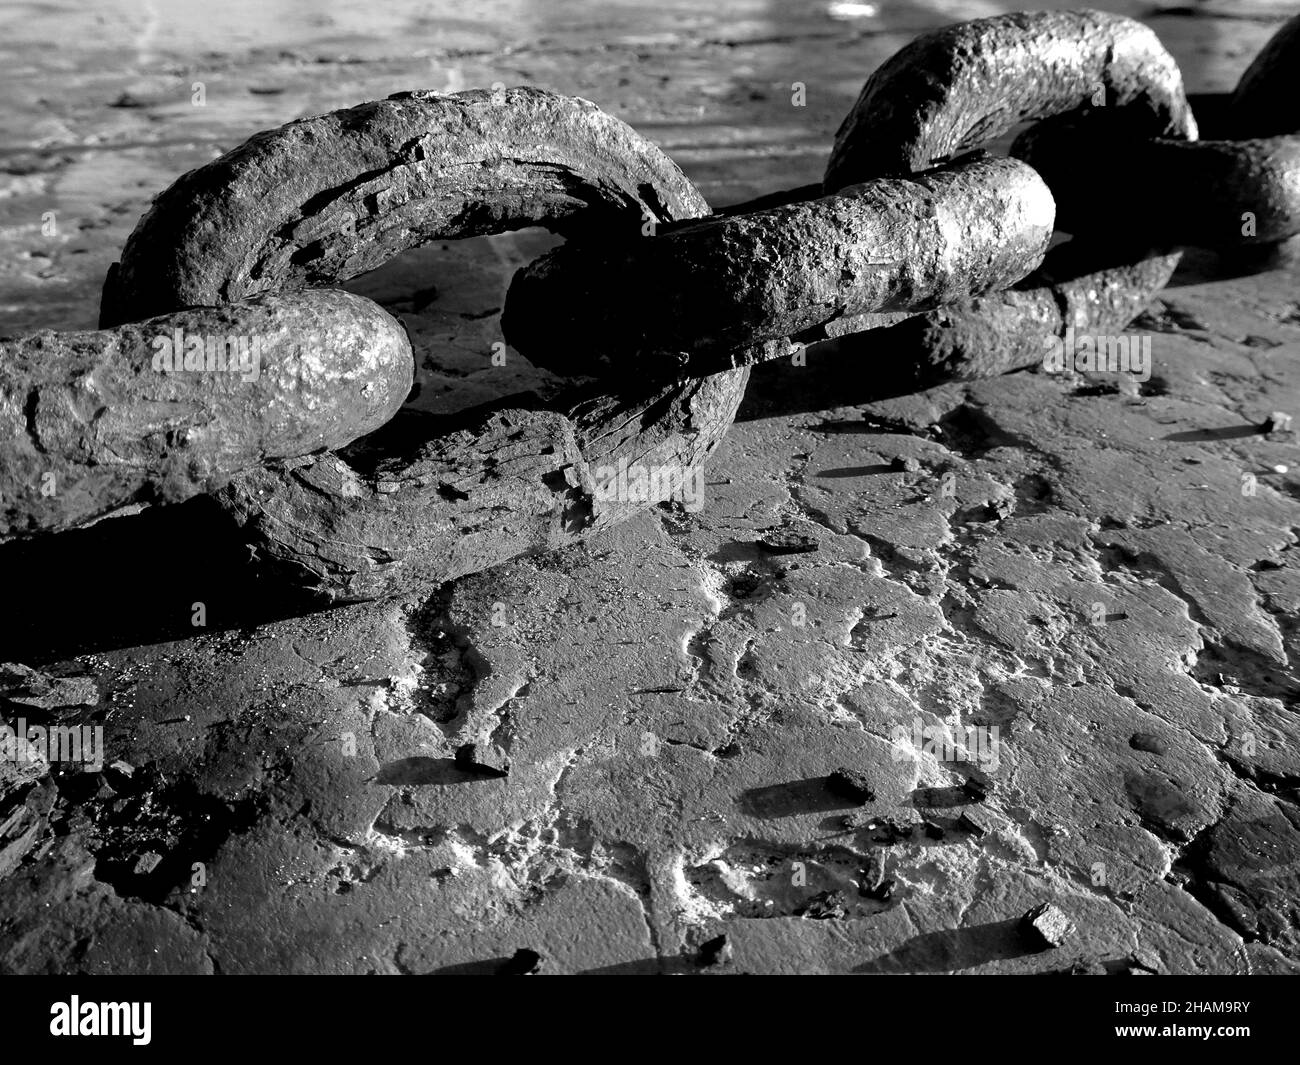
[4, 11, 1298, 598]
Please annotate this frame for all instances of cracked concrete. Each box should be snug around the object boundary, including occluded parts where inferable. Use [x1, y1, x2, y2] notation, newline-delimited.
[2, 0, 1300, 974]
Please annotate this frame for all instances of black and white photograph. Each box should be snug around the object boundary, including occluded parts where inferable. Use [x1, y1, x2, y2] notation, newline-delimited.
[0, 0, 1297, 1028]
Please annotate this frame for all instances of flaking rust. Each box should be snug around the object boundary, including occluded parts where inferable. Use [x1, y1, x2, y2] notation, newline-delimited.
[880, 249, 1182, 386]
[0, 289, 412, 538]
[941, 15, 1300, 378]
[99, 87, 709, 327]
[221, 369, 746, 601]
[110, 89, 758, 599]
[501, 154, 1055, 378]
[825, 10, 1195, 188]
[824, 9, 1197, 380]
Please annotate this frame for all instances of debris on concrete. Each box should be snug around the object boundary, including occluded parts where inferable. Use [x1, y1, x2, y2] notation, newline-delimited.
[1020, 904, 1077, 950]
[828, 767, 876, 804]
[498, 948, 544, 975]
[698, 934, 733, 967]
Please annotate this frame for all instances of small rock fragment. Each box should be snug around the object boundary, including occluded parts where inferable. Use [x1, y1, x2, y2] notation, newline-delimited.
[455, 744, 509, 779]
[913, 785, 963, 808]
[0, 663, 98, 711]
[963, 778, 992, 803]
[132, 852, 163, 876]
[1020, 903, 1076, 949]
[1262, 411, 1293, 433]
[958, 808, 994, 837]
[758, 529, 819, 555]
[893, 455, 922, 472]
[796, 891, 848, 920]
[858, 852, 895, 901]
[498, 948, 543, 975]
[861, 878, 895, 902]
[0, 748, 49, 794]
[865, 816, 912, 843]
[828, 767, 875, 804]
[698, 934, 732, 967]
[1125, 949, 1161, 974]
[1129, 732, 1168, 755]
[0, 799, 47, 879]
[860, 851, 887, 889]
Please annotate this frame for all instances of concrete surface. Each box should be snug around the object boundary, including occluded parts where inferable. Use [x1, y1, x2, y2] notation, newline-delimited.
[1, 0, 1299, 974]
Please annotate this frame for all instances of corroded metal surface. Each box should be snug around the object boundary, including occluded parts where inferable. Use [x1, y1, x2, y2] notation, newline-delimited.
[1, 289, 413, 537]
[167, 91, 755, 598]
[823, 9, 1197, 383]
[502, 154, 1055, 378]
[99, 88, 711, 328]
[1015, 13, 1300, 252]
[220, 368, 745, 601]
[824, 9, 1196, 188]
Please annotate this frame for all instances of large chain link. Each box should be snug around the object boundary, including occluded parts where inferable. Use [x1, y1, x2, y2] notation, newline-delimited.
[4, 10, 1298, 598]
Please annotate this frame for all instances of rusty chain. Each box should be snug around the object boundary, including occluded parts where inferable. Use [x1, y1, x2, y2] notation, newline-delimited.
[3, 10, 1299, 600]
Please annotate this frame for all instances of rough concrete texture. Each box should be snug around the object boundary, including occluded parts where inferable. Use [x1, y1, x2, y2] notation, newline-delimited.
[3, 0, 1300, 974]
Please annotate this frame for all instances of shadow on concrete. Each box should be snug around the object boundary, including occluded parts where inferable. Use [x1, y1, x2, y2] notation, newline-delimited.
[853, 918, 1043, 973]
[739, 776, 854, 819]
[0, 495, 322, 664]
